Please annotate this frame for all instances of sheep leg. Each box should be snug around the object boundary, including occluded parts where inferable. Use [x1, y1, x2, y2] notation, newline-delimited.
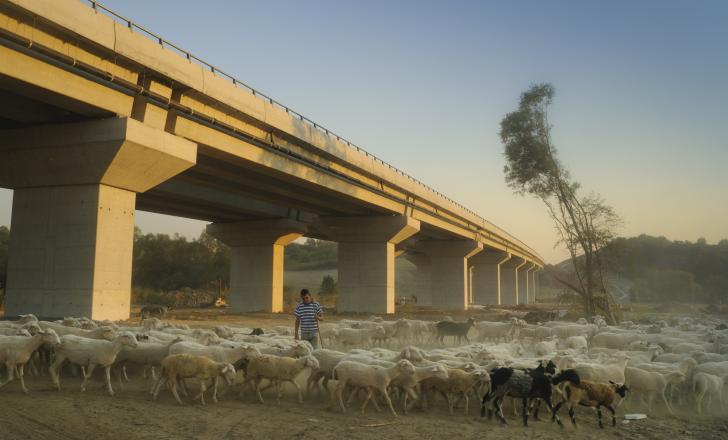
[605, 404, 616, 427]
[597, 405, 604, 429]
[81, 364, 96, 392]
[661, 389, 673, 415]
[360, 388, 374, 414]
[522, 397, 529, 426]
[0, 361, 15, 389]
[494, 397, 507, 424]
[150, 366, 157, 381]
[49, 357, 64, 391]
[382, 388, 398, 417]
[178, 378, 190, 397]
[275, 379, 282, 405]
[289, 379, 303, 404]
[151, 376, 166, 398]
[335, 383, 346, 413]
[255, 378, 265, 404]
[446, 392, 455, 415]
[104, 366, 114, 396]
[18, 364, 28, 394]
[463, 393, 470, 416]
[170, 377, 184, 405]
[544, 398, 563, 428]
[193, 380, 208, 405]
[211, 376, 219, 403]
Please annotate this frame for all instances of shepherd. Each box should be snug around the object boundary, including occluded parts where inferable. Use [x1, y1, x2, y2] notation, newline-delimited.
[294, 288, 323, 349]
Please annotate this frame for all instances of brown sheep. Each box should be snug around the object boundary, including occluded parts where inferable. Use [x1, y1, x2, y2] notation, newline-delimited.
[551, 369, 629, 428]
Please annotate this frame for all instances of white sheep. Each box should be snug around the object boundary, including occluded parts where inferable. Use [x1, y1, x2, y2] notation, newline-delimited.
[244, 354, 320, 404]
[151, 353, 236, 405]
[624, 366, 676, 414]
[388, 364, 449, 414]
[337, 326, 386, 347]
[0, 329, 61, 393]
[114, 337, 183, 383]
[169, 341, 260, 367]
[50, 332, 138, 396]
[693, 371, 724, 414]
[419, 367, 490, 415]
[332, 359, 416, 416]
[308, 349, 348, 394]
[39, 322, 117, 340]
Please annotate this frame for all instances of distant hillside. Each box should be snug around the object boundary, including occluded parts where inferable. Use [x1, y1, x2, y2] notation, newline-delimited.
[545, 235, 728, 304]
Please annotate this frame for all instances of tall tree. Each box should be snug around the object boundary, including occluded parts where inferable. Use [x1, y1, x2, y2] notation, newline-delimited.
[500, 83, 622, 323]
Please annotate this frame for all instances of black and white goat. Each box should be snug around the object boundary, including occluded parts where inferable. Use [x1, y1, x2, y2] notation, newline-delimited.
[480, 362, 563, 427]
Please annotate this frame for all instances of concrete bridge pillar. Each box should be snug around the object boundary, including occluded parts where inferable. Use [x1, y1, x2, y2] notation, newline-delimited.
[319, 216, 419, 314]
[206, 219, 307, 313]
[0, 118, 197, 320]
[500, 256, 525, 305]
[531, 267, 542, 303]
[522, 262, 536, 304]
[402, 253, 432, 306]
[469, 250, 511, 305]
[413, 240, 483, 311]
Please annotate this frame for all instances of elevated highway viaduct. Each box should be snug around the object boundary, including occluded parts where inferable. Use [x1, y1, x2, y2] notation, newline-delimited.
[0, 0, 543, 319]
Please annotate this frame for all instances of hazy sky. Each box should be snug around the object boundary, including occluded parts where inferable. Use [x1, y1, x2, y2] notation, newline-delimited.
[1, 0, 726, 263]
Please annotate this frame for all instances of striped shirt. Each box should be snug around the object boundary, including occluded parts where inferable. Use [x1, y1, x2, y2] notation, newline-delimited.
[294, 301, 322, 333]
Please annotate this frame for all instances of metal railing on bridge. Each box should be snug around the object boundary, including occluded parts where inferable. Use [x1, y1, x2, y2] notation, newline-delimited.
[83, 1, 537, 259]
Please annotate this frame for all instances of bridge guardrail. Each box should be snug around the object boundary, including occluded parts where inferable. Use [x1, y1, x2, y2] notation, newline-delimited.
[83, 0, 541, 262]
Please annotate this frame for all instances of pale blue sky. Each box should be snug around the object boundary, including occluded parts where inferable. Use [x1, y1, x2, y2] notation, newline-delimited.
[1, 0, 727, 262]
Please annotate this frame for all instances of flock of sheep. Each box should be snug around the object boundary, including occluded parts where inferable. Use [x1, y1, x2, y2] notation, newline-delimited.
[1, 311, 727, 429]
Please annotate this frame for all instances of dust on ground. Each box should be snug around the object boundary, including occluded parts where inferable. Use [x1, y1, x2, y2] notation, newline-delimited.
[1, 306, 727, 440]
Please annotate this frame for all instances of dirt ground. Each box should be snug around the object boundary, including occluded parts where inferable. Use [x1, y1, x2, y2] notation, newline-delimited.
[1, 307, 727, 440]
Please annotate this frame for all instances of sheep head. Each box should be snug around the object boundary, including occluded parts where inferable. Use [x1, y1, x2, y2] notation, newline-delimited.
[117, 332, 138, 349]
[609, 381, 629, 398]
[220, 364, 237, 385]
[39, 328, 61, 346]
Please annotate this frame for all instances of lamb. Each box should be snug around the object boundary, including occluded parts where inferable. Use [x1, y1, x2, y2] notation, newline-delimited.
[481, 367, 563, 427]
[693, 372, 725, 414]
[169, 341, 260, 368]
[114, 337, 183, 382]
[551, 369, 629, 428]
[623, 366, 675, 414]
[565, 335, 588, 352]
[0, 314, 38, 328]
[151, 353, 236, 405]
[308, 349, 348, 394]
[337, 327, 386, 347]
[573, 359, 628, 384]
[244, 354, 320, 404]
[475, 319, 519, 342]
[420, 367, 488, 415]
[39, 322, 117, 340]
[435, 318, 476, 345]
[388, 364, 449, 414]
[0, 329, 61, 393]
[332, 359, 416, 416]
[49, 332, 138, 396]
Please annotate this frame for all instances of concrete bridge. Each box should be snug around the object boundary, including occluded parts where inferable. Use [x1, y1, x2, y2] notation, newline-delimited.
[0, 0, 544, 320]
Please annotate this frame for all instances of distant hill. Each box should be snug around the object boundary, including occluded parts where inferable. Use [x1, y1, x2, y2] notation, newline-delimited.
[545, 235, 728, 304]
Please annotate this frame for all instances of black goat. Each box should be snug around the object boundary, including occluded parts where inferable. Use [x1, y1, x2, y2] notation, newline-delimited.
[480, 367, 563, 428]
[435, 318, 476, 344]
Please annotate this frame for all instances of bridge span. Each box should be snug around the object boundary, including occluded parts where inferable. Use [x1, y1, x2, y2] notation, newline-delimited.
[0, 0, 543, 319]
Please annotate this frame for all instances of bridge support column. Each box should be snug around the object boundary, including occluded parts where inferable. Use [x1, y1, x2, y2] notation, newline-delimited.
[469, 250, 510, 305]
[523, 263, 536, 304]
[0, 118, 197, 320]
[402, 253, 432, 306]
[320, 216, 419, 314]
[206, 219, 307, 313]
[500, 256, 525, 305]
[413, 240, 483, 310]
[531, 267, 542, 303]
[516, 261, 532, 305]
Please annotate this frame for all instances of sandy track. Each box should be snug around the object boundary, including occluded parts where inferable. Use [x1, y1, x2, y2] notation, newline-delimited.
[1, 374, 726, 440]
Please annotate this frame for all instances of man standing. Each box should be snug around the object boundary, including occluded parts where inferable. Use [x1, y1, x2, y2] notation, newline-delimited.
[294, 288, 323, 348]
